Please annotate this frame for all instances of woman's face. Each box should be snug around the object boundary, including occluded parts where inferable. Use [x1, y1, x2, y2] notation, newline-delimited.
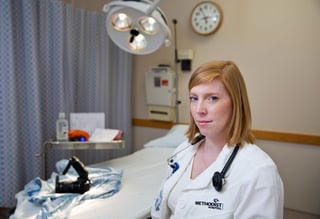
[190, 78, 232, 141]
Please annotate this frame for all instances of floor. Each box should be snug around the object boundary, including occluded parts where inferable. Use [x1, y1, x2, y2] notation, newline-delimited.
[284, 208, 320, 219]
[0, 208, 14, 219]
[1, 207, 319, 219]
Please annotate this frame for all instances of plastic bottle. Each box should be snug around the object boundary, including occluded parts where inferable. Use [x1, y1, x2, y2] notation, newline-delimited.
[56, 112, 69, 141]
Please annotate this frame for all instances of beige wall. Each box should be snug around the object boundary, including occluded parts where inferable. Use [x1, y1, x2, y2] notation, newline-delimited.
[133, 0, 320, 134]
[65, 0, 320, 215]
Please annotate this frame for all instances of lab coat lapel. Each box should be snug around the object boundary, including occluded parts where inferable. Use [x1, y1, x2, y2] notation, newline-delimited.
[162, 145, 197, 196]
[186, 145, 236, 190]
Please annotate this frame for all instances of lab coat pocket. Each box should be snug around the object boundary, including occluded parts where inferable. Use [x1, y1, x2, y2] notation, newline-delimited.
[179, 185, 239, 219]
[198, 212, 233, 219]
[186, 210, 233, 219]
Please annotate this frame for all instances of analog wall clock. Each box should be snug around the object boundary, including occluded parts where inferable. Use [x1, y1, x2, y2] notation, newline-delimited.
[190, 1, 223, 35]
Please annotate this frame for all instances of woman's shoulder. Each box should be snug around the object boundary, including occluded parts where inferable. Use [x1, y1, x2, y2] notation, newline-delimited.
[236, 143, 279, 173]
[240, 143, 274, 160]
[233, 143, 283, 189]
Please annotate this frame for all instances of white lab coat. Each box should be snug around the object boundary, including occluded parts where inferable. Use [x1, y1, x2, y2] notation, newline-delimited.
[151, 141, 284, 219]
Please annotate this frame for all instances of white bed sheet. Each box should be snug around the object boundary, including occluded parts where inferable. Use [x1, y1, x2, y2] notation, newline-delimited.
[11, 147, 174, 219]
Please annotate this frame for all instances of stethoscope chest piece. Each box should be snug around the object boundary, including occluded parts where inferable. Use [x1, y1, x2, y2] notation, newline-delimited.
[212, 172, 224, 192]
[212, 145, 239, 192]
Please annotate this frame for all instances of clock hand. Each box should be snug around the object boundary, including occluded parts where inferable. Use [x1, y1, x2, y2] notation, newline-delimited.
[199, 8, 208, 24]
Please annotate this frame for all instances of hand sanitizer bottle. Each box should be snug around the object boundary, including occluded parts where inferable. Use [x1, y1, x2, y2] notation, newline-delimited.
[56, 112, 69, 141]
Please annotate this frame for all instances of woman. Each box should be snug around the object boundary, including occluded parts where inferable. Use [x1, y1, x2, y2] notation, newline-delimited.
[151, 60, 284, 219]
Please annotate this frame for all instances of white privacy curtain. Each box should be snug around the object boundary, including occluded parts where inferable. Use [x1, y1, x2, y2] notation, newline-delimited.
[0, 0, 132, 207]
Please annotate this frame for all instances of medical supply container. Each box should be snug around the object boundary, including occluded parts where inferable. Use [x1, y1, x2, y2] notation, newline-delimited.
[145, 66, 176, 121]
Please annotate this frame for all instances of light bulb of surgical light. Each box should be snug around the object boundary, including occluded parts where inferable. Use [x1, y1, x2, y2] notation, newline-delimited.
[129, 34, 147, 51]
[139, 17, 159, 35]
[112, 13, 132, 31]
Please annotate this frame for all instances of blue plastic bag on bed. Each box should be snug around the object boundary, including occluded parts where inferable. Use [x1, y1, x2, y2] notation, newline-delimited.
[23, 159, 123, 219]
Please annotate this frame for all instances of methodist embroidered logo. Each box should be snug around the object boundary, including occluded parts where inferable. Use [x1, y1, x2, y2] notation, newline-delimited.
[195, 198, 224, 210]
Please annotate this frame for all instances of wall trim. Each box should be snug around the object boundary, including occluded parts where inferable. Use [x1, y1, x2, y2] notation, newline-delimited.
[132, 118, 320, 146]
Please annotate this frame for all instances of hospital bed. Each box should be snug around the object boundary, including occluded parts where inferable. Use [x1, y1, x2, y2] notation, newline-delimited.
[10, 125, 188, 219]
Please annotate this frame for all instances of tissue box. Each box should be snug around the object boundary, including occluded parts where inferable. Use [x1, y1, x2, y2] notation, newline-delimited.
[70, 113, 105, 135]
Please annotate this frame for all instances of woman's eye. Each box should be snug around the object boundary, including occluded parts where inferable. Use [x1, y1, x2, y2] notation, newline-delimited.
[209, 96, 218, 101]
[189, 96, 198, 102]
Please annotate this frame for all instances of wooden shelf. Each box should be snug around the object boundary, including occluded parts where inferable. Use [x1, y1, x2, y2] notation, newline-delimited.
[132, 118, 320, 146]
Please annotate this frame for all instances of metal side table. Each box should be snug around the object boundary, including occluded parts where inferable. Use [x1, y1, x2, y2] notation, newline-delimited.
[39, 140, 124, 179]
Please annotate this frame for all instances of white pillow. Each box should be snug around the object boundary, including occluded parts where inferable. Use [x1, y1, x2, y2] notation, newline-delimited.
[144, 124, 188, 148]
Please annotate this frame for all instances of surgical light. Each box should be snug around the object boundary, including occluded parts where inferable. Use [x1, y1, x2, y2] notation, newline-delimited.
[103, 0, 171, 55]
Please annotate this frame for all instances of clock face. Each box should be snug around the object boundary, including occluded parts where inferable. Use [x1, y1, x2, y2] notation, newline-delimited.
[190, 1, 223, 35]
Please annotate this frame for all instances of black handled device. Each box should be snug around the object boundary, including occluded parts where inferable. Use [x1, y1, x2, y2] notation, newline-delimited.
[55, 156, 90, 194]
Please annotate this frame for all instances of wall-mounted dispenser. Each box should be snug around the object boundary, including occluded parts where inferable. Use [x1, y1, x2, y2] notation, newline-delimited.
[145, 66, 176, 121]
[178, 49, 194, 71]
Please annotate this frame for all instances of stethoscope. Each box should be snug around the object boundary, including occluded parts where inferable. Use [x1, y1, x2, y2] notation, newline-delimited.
[167, 134, 239, 192]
